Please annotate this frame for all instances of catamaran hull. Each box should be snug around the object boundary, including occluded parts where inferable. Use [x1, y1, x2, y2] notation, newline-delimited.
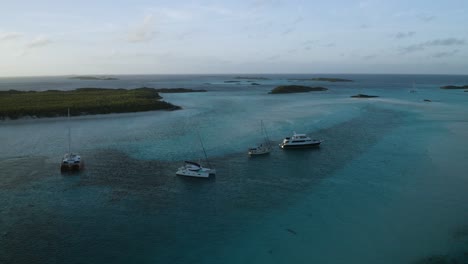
[176, 168, 216, 178]
[176, 170, 210, 178]
[61, 162, 84, 172]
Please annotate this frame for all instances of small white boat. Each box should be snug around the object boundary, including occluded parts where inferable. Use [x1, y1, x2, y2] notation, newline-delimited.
[176, 132, 215, 178]
[279, 132, 323, 149]
[61, 108, 84, 172]
[248, 143, 271, 156]
[176, 161, 216, 178]
[248, 120, 272, 156]
[61, 153, 84, 171]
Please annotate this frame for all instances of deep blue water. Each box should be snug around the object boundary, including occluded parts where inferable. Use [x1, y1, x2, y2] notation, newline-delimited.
[1, 74, 468, 264]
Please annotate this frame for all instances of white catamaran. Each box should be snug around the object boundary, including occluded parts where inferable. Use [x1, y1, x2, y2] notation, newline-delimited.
[61, 109, 84, 172]
[176, 132, 216, 178]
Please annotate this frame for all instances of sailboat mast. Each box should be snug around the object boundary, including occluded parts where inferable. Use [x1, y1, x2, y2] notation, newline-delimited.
[261, 120, 271, 146]
[68, 108, 71, 154]
[197, 131, 211, 168]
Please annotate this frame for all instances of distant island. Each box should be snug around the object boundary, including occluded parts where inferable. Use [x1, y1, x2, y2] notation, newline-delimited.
[143, 87, 207, 93]
[0, 87, 185, 120]
[351, 94, 379, 98]
[288, 77, 353, 82]
[234, 76, 269, 80]
[269, 85, 328, 94]
[440, 85, 468, 89]
[224, 80, 241, 83]
[69, 76, 119, 80]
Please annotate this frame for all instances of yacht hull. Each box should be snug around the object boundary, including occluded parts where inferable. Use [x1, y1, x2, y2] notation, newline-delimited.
[280, 141, 322, 149]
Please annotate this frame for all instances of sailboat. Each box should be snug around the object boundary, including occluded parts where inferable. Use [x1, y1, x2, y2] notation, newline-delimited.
[248, 120, 272, 156]
[176, 132, 216, 178]
[60, 108, 84, 172]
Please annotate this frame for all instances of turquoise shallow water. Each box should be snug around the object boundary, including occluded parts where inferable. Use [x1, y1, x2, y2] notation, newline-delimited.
[1, 74, 468, 263]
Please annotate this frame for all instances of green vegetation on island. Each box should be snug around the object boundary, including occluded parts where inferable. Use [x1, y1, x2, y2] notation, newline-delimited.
[351, 94, 379, 98]
[269, 85, 328, 94]
[0, 87, 181, 120]
[69, 76, 119, 80]
[440, 85, 468, 89]
[288, 77, 353, 82]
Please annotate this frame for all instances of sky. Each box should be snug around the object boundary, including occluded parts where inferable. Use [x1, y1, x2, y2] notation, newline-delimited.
[1, 0, 468, 76]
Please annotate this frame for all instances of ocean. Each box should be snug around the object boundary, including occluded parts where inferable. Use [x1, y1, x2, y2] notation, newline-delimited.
[1, 74, 467, 264]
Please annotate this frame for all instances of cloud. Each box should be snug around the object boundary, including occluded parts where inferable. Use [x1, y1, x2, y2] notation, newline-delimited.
[432, 49, 459, 58]
[322, 43, 335, 48]
[393, 11, 436, 22]
[418, 14, 436, 22]
[363, 54, 377, 60]
[0, 32, 22, 41]
[400, 38, 465, 54]
[128, 15, 157, 43]
[395, 31, 416, 39]
[265, 54, 281, 61]
[26, 36, 52, 48]
[282, 28, 294, 35]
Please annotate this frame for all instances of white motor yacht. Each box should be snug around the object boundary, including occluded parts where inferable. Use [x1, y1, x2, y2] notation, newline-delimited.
[279, 132, 323, 149]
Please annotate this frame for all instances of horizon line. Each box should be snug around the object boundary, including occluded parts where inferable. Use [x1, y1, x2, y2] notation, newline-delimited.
[1, 72, 468, 78]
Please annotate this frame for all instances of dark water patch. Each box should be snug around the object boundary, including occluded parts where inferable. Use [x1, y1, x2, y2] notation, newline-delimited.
[0, 106, 406, 264]
[411, 225, 468, 264]
[0, 156, 51, 190]
[453, 226, 468, 240]
[412, 255, 459, 264]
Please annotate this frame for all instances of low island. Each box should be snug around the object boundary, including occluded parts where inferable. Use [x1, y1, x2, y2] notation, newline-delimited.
[288, 77, 353, 82]
[69, 76, 119, 81]
[440, 85, 468, 89]
[350, 94, 379, 98]
[234, 76, 269, 80]
[269, 85, 328, 94]
[0, 87, 185, 120]
[144, 87, 206, 93]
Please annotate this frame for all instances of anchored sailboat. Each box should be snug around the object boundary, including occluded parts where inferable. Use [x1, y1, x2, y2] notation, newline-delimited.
[248, 120, 272, 156]
[60, 108, 84, 172]
[176, 131, 216, 178]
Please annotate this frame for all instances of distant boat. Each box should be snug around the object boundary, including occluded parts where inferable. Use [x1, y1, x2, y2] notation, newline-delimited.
[279, 132, 323, 149]
[176, 132, 215, 178]
[409, 82, 417, 93]
[61, 109, 84, 172]
[248, 120, 272, 156]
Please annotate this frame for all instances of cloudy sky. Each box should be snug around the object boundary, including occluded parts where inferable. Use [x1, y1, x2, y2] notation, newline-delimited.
[1, 0, 468, 76]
